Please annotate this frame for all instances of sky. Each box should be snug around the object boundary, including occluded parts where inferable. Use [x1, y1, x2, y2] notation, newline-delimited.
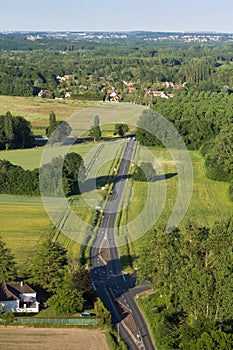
[0, 0, 233, 33]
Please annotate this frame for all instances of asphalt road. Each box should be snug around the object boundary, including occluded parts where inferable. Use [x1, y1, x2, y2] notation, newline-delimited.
[90, 139, 156, 350]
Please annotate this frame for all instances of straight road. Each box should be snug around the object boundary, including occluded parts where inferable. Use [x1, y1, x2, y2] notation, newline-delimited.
[90, 139, 155, 350]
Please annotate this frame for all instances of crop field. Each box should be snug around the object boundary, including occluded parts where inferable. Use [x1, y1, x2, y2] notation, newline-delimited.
[0, 327, 110, 350]
[0, 95, 97, 128]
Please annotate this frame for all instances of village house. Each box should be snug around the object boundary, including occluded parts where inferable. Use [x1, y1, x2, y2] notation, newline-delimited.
[37, 89, 48, 97]
[0, 281, 39, 313]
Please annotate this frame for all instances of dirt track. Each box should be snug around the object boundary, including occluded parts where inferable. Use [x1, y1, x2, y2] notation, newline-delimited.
[0, 327, 110, 350]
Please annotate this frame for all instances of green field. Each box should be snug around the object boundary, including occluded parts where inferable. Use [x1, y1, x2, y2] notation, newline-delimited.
[0, 194, 52, 265]
[0, 140, 127, 265]
[117, 146, 233, 269]
[0, 142, 100, 170]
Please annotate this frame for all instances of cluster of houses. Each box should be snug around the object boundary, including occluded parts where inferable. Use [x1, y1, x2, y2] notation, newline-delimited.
[37, 75, 185, 101]
[0, 281, 39, 314]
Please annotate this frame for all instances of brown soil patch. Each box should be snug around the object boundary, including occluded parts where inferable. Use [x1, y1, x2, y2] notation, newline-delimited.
[0, 327, 110, 350]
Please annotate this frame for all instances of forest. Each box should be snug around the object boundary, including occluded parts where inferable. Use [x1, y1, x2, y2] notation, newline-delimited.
[138, 219, 233, 349]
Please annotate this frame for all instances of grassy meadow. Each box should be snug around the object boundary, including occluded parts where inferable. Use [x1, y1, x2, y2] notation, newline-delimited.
[0, 195, 52, 265]
[117, 146, 233, 270]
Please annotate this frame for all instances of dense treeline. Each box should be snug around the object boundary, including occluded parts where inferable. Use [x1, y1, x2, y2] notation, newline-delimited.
[0, 111, 34, 150]
[138, 219, 233, 349]
[0, 152, 85, 196]
[0, 160, 39, 195]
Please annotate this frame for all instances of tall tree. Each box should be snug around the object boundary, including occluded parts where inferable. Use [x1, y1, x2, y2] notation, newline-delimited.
[63, 152, 86, 195]
[4, 111, 14, 150]
[113, 123, 129, 137]
[89, 115, 102, 142]
[0, 237, 17, 283]
[27, 236, 68, 292]
[46, 111, 57, 138]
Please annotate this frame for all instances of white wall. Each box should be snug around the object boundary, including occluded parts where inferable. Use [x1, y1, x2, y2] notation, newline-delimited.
[1, 300, 19, 312]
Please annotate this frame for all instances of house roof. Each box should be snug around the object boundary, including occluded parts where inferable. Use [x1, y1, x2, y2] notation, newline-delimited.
[0, 283, 19, 301]
[0, 282, 36, 301]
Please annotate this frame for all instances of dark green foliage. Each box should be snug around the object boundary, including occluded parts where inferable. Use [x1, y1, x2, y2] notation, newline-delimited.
[0, 237, 17, 283]
[46, 111, 57, 138]
[27, 236, 68, 292]
[153, 91, 233, 183]
[113, 123, 129, 138]
[138, 219, 233, 348]
[62, 152, 86, 195]
[94, 297, 111, 326]
[12, 116, 34, 148]
[0, 159, 39, 195]
[153, 91, 232, 150]
[189, 330, 233, 350]
[40, 152, 85, 197]
[136, 110, 164, 146]
[46, 288, 84, 314]
[132, 162, 156, 182]
[0, 37, 232, 99]
[205, 125, 233, 182]
[40, 156, 68, 197]
[0, 311, 14, 324]
[4, 111, 14, 150]
[64, 267, 96, 304]
[229, 181, 233, 201]
[0, 152, 84, 197]
[89, 115, 102, 141]
[0, 112, 34, 150]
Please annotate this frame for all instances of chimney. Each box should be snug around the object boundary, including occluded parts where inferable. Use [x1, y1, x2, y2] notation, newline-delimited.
[20, 281, 23, 287]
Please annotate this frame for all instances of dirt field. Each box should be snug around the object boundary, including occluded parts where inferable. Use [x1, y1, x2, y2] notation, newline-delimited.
[0, 327, 110, 350]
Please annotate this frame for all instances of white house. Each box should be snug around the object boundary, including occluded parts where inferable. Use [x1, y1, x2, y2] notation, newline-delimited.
[0, 281, 39, 313]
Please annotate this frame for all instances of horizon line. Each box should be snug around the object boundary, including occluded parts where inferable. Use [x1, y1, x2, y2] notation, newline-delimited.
[0, 29, 233, 35]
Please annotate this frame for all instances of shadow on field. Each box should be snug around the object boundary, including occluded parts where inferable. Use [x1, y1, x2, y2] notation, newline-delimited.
[80, 172, 177, 193]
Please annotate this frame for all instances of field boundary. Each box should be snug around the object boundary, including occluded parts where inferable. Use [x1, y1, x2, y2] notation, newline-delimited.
[13, 317, 97, 326]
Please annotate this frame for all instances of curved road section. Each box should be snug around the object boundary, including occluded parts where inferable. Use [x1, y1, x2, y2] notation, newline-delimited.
[91, 139, 156, 350]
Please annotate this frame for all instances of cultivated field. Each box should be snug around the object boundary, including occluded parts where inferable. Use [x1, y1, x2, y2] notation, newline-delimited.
[0, 327, 110, 350]
[0, 95, 97, 129]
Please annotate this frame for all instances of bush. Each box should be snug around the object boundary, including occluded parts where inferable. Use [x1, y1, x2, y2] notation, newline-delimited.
[229, 182, 233, 202]
[1, 311, 14, 325]
[132, 162, 156, 182]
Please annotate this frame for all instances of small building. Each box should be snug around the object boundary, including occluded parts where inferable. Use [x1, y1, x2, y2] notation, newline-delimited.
[0, 281, 39, 313]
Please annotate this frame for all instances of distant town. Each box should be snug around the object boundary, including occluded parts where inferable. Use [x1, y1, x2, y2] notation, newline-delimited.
[1, 30, 233, 43]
